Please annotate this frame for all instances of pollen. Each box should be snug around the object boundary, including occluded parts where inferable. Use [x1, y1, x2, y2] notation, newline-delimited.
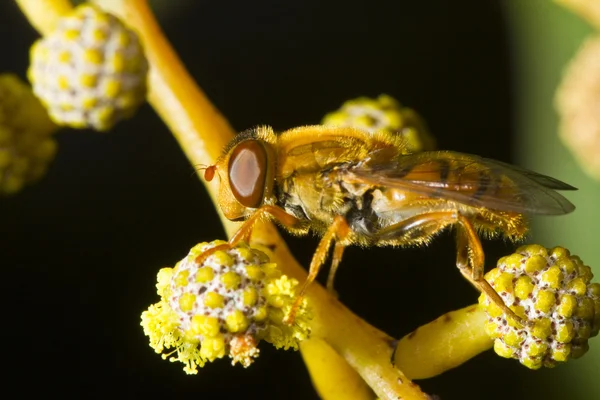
[577, 297, 595, 319]
[528, 340, 548, 358]
[110, 53, 126, 72]
[27, 4, 148, 131]
[81, 96, 98, 110]
[531, 319, 552, 340]
[191, 315, 220, 337]
[57, 50, 71, 63]
[178, 293, 196, 312]
[493, 340, 513, 359]
[521, 244, 547, 256]
[204, 292, 225, 309]
[556, 321, 574, 343]
[253, 305, 268, 322]
[534, 290, 555, 314]
[243, 287, 259, 307]
[245, 265, 265, 281]
[195, 266, 214, 283]
[493, 272, 515, 294]
[115, 31, 131, 47]
[557, 257, 576, 275]
[540, 265, 563, 290]
[200, 336, 226, 361]
[514, 276, 534, 300]
[557, 294, 577, 318]
[213, 250, 234, 267]
[140, 240, 311, 374]
[103, 79, 121, 99]
[503, 329, 524, 347]
[226, 310, 249, 333]
[567, 277, 588, 296]
[479, 244, 600, 369]
[503, 253, 525, 273]
[174, 270, 189, 287]
[485, 321, 499, 338]
[83, 49, 103, 65]
[221, 271, 242, 290]
[552, 344, 571, 362]
[236, 247, 255, 262]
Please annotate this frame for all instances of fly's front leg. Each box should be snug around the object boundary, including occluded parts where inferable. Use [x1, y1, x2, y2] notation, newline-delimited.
[229, 204, 301, 245]
[284, 215, 350, 325]
[454, 215, 528, 327]
[196, 205, 300, 266]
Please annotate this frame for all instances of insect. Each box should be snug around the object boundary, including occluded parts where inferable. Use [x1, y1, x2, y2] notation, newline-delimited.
[202, 125, 576, 325]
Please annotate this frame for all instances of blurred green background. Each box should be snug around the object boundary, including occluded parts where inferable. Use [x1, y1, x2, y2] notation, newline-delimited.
[1, 0, 599, 399]
[507, 1, 599, 398]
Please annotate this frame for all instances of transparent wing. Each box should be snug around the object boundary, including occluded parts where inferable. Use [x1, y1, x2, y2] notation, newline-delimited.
[346, 150, 576, 215]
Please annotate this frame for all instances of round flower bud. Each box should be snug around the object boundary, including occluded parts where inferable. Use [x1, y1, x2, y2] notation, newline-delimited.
[28, 4, 148, 131]
[321, 94, 436, 153]
[0, 74, 57, 195]
[479, 245, 600, 369]
[141, 240, 311, 374]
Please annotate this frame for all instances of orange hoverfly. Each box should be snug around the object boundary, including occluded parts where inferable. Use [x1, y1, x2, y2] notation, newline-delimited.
[202, 125, 576, 325]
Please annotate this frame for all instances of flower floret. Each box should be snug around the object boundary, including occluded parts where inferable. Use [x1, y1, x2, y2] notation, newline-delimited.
[479, 245, 599, 369]
[28, 4, 148, 131]
[141, 240, 311, 374]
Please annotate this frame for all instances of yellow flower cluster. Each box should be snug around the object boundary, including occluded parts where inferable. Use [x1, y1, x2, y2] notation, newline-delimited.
[0, 74, 57, 195]
[321, 94, 436, 153]
[479, 244, 600, 369]
[141, 240, 311, 374]
[28, 4, 148, 131]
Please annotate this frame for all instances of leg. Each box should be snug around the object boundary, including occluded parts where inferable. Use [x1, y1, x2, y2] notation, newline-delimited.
[229, 205, 300, 244]
[284, 215, 350, 325]
[374, 211, 526, 327]
[195, 205, 300, 265]
[453, 216, 528, 327]
[326, 241, 346, 293]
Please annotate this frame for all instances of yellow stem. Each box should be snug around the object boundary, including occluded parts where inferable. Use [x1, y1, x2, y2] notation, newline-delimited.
[15, 0, 73, 33]
[301, 338, 373, 400]
[16, 0, 429, 398]
[394, 304, 493, 380]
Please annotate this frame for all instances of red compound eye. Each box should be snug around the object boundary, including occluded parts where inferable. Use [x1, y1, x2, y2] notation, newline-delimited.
[228, 140, 267, 208]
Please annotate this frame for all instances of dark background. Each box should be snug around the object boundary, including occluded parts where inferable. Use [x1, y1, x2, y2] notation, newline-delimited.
[1, 1, 547, 399]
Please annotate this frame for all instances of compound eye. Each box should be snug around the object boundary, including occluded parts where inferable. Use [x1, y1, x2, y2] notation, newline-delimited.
[228, 140, 268, 208]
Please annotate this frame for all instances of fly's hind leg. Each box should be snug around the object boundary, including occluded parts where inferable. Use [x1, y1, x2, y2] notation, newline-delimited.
[374, 211, 527, 327]
[284, 215, 350, 325]
[454, 215, 528, 327]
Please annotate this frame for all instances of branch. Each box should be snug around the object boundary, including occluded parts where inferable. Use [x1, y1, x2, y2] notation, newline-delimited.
[395, 304, 493, 380]
[15, 0, 429, 398]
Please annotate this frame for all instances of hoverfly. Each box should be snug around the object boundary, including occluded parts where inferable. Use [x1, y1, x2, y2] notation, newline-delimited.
[202, 125, 576, 325]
